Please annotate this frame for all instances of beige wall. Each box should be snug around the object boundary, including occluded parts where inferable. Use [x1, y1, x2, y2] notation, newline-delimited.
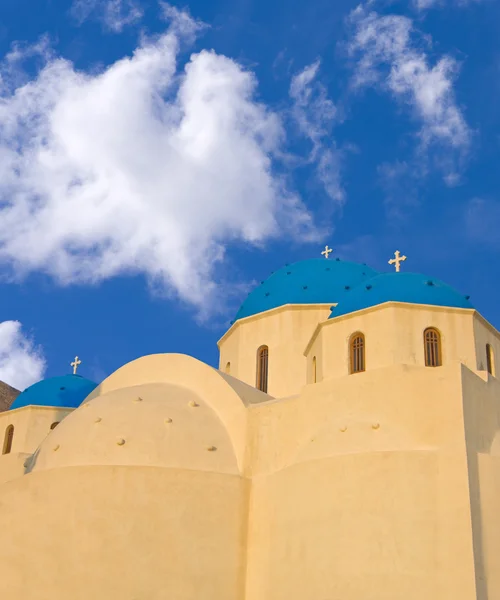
[0, 406, 73, 484]
[307, 303, 483, 382]
[82, 353, 269, 474]
[0, 357, 491, 600]
[0, 452, 31, 485]
[0, 406, 71, 456]
[243, 362, 479, 600]
[0, 354, 260, 600]
[0, 302, 499, 600]
[30, 382, 243, 475]
[218, 305, 332, 398]
[461, 365, 500, 600]
[472, 314, 500, 376]
[0, 466, 249, 600]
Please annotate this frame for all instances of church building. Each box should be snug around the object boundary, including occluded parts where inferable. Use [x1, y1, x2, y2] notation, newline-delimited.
[0, 249, 499, 600]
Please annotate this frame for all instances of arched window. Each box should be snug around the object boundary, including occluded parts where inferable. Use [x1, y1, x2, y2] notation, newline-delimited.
[2, 425, 14, 455]
[256, 345, 269, 393]
[312, 356, 317, 383]
[225, 362, 231, 375]
[50, 422, 60, 430]
[349, 333, 365, 374]
[486, 344, 495, 377]
[424, 328, 442, 367]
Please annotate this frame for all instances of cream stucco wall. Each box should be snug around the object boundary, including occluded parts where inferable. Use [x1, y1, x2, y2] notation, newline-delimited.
[0, 452, 31, 484]
[243, 362, 481, 600]
[473, 313, 500, 376]
[0, 354, 266, 600]
[0, 350, 498, 600]
[218, 304, 332, 398]
[0, 466, 250, 600]
[460, 365, 500, 600]
[0, 406, 73, 454]
[0, 406, 73, 483]
[0, 297, 499, 600]
[306, 302, 488, 382]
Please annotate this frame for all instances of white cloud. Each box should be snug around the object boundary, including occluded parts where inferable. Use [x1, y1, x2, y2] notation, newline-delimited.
[289, 61, 344, 204]
[71, 0, 144, 32]
[0, 9, 318, 320]
[159, 2, 206, 39]
[413, 0, 481, 11]
[348, 6, 471, 180]
[0, 321, 46, 391]
[413, 0, 442, 8]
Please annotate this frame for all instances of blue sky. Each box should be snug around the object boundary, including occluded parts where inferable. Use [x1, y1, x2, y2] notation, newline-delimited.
[0, 0, 498, 389]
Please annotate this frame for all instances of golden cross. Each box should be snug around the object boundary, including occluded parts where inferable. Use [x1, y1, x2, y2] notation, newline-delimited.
[321, 245, 333, 259]
[70, 356, 81, 375]
[388, 250, 407, 272]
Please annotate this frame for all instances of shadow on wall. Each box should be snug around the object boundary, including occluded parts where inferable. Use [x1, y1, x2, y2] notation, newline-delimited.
[24, 446, 42, 472]
[488, 432, 500, 457]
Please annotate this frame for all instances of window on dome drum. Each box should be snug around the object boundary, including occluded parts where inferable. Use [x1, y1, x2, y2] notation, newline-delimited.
[2, 425, 14, 455]
[486, 344, 496, 377]
[256, 345, 269, 393]
[424, 328, 442, 367]
[50, 422, 60, 430]
[225, 362, 231, 375]
[349, 333, 365, 374]
[312, 356, 317, 383]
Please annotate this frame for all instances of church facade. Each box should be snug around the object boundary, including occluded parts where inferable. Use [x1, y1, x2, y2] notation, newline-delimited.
[0, 252, 499, 600]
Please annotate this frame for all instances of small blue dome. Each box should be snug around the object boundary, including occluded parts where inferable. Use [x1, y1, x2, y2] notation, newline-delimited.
[329, 272, 473, 319]
[235, 258, 379, 321]
[10, 375, 98, 410]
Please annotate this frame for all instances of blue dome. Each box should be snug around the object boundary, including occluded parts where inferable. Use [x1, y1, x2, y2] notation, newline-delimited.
[329, 272, 473, 319]
[10, 375, 98, 410]
[234, 258, 379, 321]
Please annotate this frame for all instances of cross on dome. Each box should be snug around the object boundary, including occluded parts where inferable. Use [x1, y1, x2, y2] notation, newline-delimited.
[71, 356, 82, 375]
[388, 250, 407, 272]
[321, 245, 333, 259]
